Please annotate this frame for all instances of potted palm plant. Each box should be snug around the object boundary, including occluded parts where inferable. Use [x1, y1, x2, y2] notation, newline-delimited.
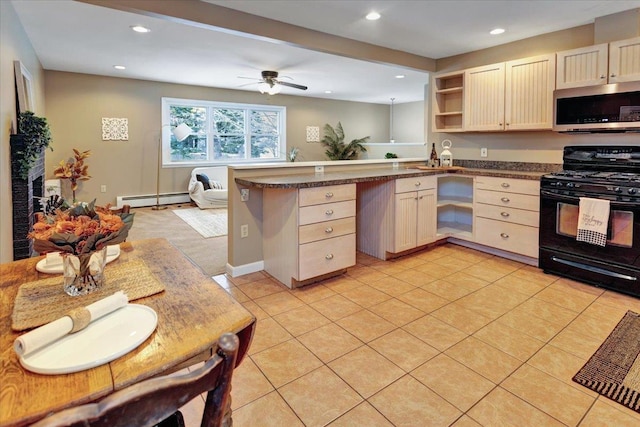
[321, 122, 369, 160]
[10, 111, 53, 179]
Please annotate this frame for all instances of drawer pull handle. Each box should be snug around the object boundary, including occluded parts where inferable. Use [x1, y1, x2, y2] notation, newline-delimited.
[325, 227, 333, 233]
[415, 182, 421, 187]
[501, 182, 510, 188]
[500, 233, 509, 239]
[501, 212, 510, 217]
[611, 73, 616, 78]
[326, 192, 334, 198]
[600, 74, 606, 79]
[325, 253, 334, 260]
[501, 197, 510, 203]
[325, 209, 334, 215]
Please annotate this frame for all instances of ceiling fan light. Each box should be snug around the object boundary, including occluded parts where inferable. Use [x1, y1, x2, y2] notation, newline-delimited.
[257, 82, 270, 94]
[268, 84, 282, 95]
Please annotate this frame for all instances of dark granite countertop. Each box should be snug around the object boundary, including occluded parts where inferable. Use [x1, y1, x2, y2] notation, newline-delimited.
[235, 162, 559, 189]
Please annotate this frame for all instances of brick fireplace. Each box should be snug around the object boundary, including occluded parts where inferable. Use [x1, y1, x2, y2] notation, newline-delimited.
[10, 136, 44, 260]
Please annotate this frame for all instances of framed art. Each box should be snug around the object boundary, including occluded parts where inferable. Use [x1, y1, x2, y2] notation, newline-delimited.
[14, 60, 34, 113]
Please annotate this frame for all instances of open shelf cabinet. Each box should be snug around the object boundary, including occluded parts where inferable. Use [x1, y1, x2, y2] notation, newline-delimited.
[432, 71, 464, 132]
[437, 175, 473, 238]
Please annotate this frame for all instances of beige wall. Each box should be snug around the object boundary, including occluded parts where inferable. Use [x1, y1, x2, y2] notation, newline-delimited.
[392, 100, 425, 143]
[1, 1, 46, 263]
[44, 71, 390, 204]
[429, 19, 640, 164]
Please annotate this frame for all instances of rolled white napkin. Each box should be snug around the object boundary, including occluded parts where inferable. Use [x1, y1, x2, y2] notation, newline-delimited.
[107, 244, 120, 257]
[45, 252, 63, 267]
[14, 291, 129, 357]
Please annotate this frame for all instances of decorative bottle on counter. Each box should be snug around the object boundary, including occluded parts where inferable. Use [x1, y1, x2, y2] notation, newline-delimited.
[429, 143, 439, 167]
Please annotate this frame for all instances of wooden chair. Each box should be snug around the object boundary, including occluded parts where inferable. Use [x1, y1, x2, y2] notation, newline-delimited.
[31, 333, 239, 427]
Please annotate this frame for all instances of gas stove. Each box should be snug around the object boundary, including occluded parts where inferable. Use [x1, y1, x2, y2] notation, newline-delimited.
[542, 146, 640, 200]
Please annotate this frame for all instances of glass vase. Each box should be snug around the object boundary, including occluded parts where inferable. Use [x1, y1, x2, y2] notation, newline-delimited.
[63, 246, 108, 296]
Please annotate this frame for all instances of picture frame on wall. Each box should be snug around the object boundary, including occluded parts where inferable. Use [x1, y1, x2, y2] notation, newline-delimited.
[14, 60, 34, 113]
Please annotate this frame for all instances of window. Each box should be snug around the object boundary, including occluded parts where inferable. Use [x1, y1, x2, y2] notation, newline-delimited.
[161, 97, 286, 166]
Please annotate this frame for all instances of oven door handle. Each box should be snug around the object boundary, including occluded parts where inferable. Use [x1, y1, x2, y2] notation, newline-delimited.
[551, 256, 638, 281]
[540, 190, 639, 208]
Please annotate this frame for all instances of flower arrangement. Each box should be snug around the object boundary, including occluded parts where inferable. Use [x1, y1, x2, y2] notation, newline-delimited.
[29, 200, 134, 255]
[53, 149, 91, 202]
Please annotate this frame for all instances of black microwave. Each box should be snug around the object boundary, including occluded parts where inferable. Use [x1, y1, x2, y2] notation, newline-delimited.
[553, 81, 640, 133]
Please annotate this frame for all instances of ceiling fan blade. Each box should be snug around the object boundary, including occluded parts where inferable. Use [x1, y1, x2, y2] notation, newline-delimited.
[237, 76, 260, 80]
[277, 81, 308, 90]
[237, 82, 259, 88]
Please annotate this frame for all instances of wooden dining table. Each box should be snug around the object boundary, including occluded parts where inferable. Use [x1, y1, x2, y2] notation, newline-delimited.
[0, 238, 255, 427]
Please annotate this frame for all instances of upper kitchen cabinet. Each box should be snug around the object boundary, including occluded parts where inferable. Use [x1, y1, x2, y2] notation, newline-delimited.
[432, 71, 464, 132]
[556, 37, 640, 89]
[464, 63, 505, 131]
[464, 54, 555, 131]
[504, 54, 556, 130]
[609, 37, 640, 83]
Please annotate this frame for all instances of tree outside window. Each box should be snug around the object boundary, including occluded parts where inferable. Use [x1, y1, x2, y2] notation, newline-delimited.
[162, 98, 286, 166]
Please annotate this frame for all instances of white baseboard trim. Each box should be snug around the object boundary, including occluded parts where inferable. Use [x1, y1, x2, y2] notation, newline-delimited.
[116, 192, 190, 208]
[226, 260, 264, 277]
[447, 238, 539, 267]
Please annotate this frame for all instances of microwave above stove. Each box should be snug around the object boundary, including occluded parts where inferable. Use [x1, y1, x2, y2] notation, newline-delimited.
[553, 81, 640, 133]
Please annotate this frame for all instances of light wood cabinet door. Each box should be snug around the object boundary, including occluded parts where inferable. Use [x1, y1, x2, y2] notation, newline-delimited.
[394, 192, 418, 252]
[393, 189, 436, 253]
[609, 36, 640, 83]
[464, 63, 505, 131]
[416, 189, 437, 247]
[505, 54, 556, 130]
[556, 43, 608, 89]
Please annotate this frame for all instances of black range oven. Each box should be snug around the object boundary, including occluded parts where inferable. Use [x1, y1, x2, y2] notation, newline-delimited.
[539, 146, 640, 297]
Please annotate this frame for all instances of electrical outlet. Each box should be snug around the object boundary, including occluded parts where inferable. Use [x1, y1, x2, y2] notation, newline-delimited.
[392, 161, 399, 169]
[240, 189, 249, 202]
[240, 224, 249, 238]
[480, 147, 488, 158]
[315, 165, 324, 174]
[100, 185, 107, 193]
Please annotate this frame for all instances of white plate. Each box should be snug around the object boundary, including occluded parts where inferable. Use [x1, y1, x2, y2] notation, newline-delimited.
[20, 304, 157, 375]
[36, 245, 121, 274]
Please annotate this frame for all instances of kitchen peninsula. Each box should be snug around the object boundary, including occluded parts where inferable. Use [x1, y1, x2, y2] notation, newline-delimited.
[228, 159, 560, 287]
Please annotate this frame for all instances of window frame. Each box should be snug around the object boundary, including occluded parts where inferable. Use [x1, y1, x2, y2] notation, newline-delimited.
[161, 97, 287, 167]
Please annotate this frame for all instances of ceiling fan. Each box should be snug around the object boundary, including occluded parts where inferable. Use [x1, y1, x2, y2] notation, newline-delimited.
[238, 70, 308, 95]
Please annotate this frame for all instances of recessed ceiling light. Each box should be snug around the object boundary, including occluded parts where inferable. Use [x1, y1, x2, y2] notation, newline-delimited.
[325, 90, 333, 94]
[395, 75, 406, 79]
[366, 11, 381, 21]
[113, 65, 126, 70]
[131, 25, 151, 33]
[490, 28, 505, 35]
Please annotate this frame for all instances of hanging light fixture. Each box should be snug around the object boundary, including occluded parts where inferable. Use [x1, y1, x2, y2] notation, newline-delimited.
[389, 97, 396, 143]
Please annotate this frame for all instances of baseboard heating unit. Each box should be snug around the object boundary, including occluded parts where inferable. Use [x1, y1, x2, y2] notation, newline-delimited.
[116, 192, 190, 208]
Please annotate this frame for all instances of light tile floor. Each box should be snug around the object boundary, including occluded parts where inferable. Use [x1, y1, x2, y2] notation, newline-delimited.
[182, 243, 640, 426]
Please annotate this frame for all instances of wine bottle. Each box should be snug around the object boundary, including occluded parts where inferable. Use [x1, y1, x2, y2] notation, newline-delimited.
[430, 143, 439, 166]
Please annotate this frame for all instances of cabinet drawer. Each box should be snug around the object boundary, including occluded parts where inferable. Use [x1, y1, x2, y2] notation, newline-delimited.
[475, 203, 539, 227]
[475, 176, 539, 195]
[396, 176, 436, 193]
[299, 234, 355, 280]
[299, 184, 355, 207]
[299, 200, 355, 225]
[475, 217, 538, 258]
[475, 189, 539, 211]
[299, 217, 355, 244]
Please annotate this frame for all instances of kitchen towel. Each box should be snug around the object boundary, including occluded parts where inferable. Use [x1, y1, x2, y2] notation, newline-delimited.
[13, 291, 129, 357]
[577, 197, 610, 247]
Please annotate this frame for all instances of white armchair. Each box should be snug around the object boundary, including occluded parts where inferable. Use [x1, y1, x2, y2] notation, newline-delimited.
[188, 167, 228, 209]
